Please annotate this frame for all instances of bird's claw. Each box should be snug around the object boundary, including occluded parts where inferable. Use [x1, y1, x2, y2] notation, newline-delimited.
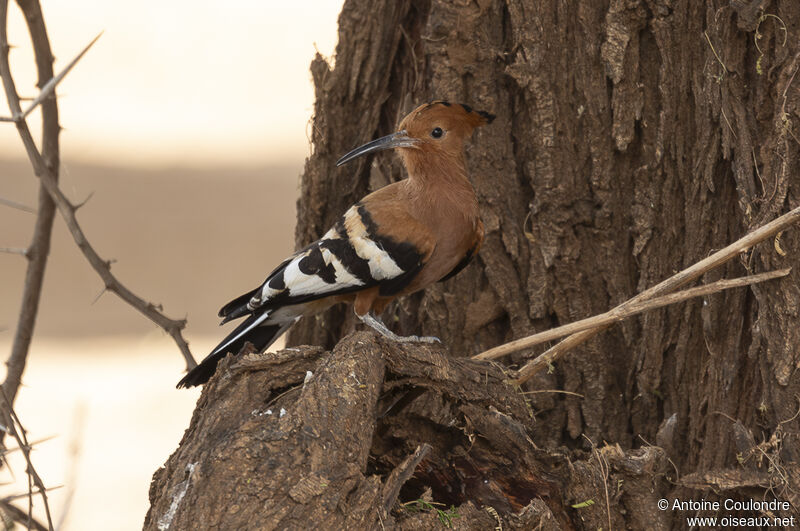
[396, 334, 441, 344]
[358, 312, 441, 345]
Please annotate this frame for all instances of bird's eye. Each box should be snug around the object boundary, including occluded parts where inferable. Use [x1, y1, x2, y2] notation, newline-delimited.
[430, 127, 444, 139]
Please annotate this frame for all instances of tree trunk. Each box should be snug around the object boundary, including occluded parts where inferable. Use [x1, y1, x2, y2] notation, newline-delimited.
[149, 0, 800, 528]
[291, 0, 800, 524]
[289, 0, 800, 522]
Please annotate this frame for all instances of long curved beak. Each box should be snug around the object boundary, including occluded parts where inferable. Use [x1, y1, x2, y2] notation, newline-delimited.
[336, 130, 419, 166]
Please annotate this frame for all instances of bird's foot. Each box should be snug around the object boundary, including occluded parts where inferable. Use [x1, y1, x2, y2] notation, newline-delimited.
[397, 333, 441, 344]
[358, 313, 441, 344]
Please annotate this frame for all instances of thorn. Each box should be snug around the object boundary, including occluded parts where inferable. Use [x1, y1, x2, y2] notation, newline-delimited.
[0, 247, 28, 257]
[21, 31, 103, 120]
[0, 196, 36, 213]
[1, 485, 63, 503]
[4, 435, 57, 454]
[73, 190, 94, 211]
[91, 287, 107, 305]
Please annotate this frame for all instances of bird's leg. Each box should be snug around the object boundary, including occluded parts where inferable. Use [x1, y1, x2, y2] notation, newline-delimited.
[358, 312, 441, 344]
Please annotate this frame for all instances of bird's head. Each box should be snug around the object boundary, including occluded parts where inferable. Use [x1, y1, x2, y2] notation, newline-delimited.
[336, 101, 495, 166]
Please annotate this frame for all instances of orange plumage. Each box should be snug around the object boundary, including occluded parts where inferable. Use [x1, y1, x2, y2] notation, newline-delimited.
[178, 101, 493, 388]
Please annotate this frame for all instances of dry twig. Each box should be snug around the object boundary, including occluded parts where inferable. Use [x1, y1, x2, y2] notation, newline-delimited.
[474, 269, 790, 362]
[0, 0, 196, 414]
[0, 0, 62, 413]
[0, 389, 54, 531]
[473, 204, 800, 384]
[0, 499, 48, 531]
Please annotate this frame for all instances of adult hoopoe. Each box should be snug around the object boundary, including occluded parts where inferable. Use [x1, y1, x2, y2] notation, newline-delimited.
[177, 101, 494, 388]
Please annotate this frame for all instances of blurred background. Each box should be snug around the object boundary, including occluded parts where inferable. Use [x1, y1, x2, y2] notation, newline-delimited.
[1, 1, 343, 528]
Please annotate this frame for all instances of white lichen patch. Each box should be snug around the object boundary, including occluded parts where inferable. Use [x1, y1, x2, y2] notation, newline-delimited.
[157, 462, 197, 530]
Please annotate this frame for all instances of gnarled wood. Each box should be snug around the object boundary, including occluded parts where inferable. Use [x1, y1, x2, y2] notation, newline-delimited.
[147, 334, 679, 529]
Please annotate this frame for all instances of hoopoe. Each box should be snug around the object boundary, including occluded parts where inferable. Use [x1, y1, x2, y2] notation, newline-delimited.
[178, 101, 494, 388]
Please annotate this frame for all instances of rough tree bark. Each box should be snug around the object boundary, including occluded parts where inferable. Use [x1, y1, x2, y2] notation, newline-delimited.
[147, 333, 671, 529]
[295, 0, 800, 512]
[149, 0, 799, 528]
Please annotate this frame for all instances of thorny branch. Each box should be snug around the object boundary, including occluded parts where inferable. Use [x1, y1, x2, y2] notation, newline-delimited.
[0, 499, 48, 531]
[0, 389, 54, 531]
[474, 204, 800, 384]
[0, 0, 61, 413]
[0, 0, 197, 413]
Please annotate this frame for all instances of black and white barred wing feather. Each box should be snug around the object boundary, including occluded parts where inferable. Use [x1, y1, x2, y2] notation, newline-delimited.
[177, 202, 430, 388]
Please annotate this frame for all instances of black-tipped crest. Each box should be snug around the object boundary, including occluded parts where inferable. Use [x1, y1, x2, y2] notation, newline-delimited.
[337, 100, 495, 166]
[424, 100, 496, 125]
[476, 109, 496, 124]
